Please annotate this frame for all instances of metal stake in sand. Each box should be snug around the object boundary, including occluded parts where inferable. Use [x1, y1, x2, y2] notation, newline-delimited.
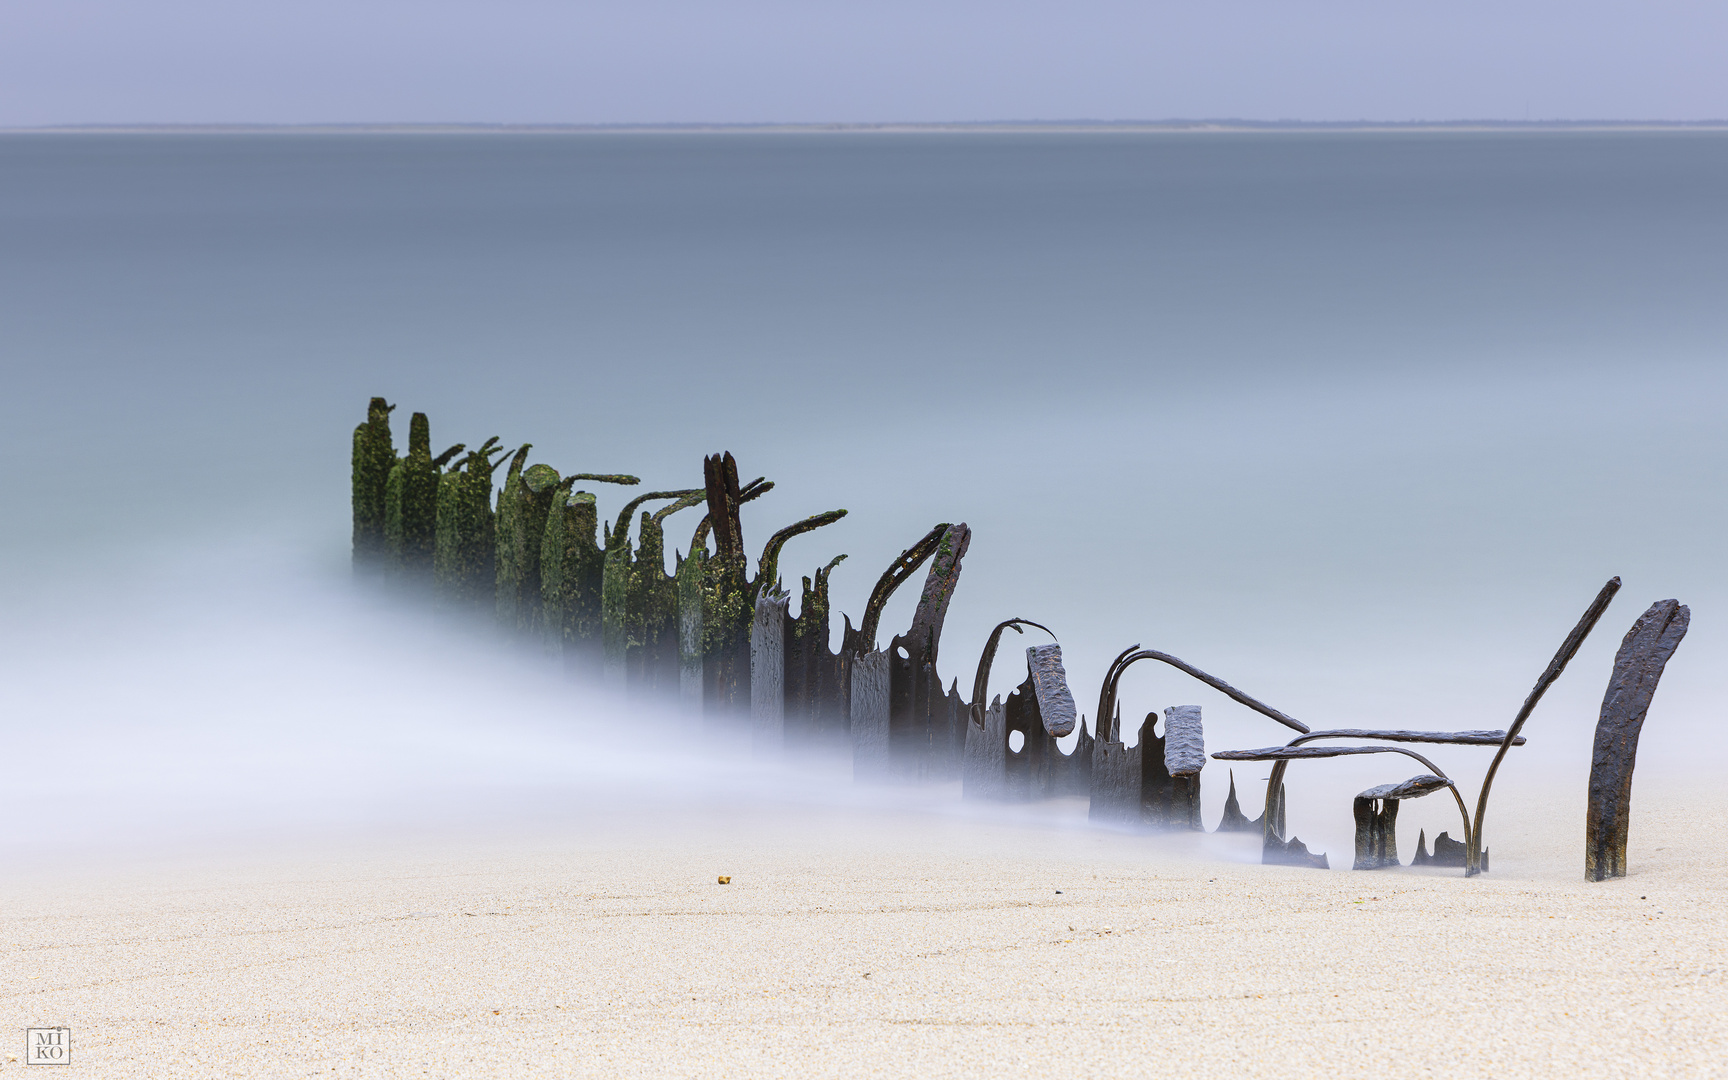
[1586, 599, 1689, 881]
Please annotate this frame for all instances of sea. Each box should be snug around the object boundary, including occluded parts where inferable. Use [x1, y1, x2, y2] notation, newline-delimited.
[1, 130, 1723, 860]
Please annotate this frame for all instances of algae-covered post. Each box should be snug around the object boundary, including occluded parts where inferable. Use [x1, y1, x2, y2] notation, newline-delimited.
[395, 413, 442, 583]
[637, 492, 706, 696]
[600, 488, 702, 691]
[432, 437, 505, 612]
[696, 452, 846, 724]
[350, 397, 395, 577]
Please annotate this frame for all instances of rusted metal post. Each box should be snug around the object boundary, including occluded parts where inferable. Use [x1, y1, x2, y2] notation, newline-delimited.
[1586, 599, 1689, 881]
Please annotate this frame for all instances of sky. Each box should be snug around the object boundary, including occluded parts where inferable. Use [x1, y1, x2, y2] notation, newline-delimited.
[1, 0, 1725, 126]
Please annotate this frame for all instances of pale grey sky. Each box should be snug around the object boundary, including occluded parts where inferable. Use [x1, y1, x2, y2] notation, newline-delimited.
[1, 0, 1724, 125]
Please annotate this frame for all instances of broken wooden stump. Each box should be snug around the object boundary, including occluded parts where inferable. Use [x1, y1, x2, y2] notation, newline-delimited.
[1410, 830, 1471, 868]
[1586, 598, 1690, 882]
[1214, 770, 1264, 833]
[1352, 775, 1452, 870]
[1264, 834, 1329, 869]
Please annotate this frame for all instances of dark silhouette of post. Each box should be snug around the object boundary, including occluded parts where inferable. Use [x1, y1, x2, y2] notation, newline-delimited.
[1586, 599, 1689, 882]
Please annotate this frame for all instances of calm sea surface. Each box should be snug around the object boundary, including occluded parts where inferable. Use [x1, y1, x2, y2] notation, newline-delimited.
[1, 132, 1724, 851]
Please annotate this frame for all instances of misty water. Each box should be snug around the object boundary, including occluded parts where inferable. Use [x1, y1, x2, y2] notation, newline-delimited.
[2, 131, 1724, 867]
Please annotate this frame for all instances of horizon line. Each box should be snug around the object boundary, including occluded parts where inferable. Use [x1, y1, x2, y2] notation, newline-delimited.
[5, 118, 1728, 135]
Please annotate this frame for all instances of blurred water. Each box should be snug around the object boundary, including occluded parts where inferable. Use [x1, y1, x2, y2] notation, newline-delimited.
[1, 131, 1723, 861]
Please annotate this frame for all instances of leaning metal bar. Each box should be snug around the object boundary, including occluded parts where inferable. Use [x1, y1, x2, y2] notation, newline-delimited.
[1093, 643, 1143, 743]
[1469, 577, 1620, 876]
[1104, 650, 1310, 736]
[1243, 728, 1519, 849]
[1216, 743, 1472, 861]
[1282, 729, 1525, 746]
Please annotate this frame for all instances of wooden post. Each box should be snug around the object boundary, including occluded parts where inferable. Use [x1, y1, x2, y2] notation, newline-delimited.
[677, 549, 706, 719]
[850, 650, 891, 781]
[751, 588, 789, 753]
[1586, 599, 1689, 881]
[961, 697, 1008, 800]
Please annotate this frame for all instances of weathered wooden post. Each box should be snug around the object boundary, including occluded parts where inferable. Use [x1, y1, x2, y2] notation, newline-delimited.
[433, 437, 504, 613]
[350, 397, 395, 577]
[639, 496, 704, 697]
[1162, 705, 1206, 830]
[694, 453, 845, 726]
[751, 587, 789, 752]
[850, 651, 891, 781]
[887, 523, 971, 781]
[497, 460, 560, 635]
[962, 696, 1009, 800]
[1586, 599, 1689, 881]
[676, 546, 706, 716]
[784, 555, 848, 751]
[382, 413, 447, 585]
[601, 489, 700, 691]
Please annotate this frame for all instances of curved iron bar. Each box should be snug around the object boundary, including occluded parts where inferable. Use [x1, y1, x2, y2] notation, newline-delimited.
[968, 619, 1057, 729]
[1217, 742, 1472, 862]
[756, 509, 848, 593]
[609, 489, 703, 550]
[1468, 575, 1620, 875]
[853, 524, 949, 652]
[1283, 728, 1525, 746]
[1092, 643, 1144, 742]
[570, 472, 642, 487]
[1097, 649, 1310, 743]
[651, 490, 706, 525]
[503, 442, 533, 484]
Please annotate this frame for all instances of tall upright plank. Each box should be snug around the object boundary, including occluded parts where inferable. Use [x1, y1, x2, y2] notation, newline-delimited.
[850, 650, 891, 781]
[751, 589, 789, 752]
[1586, 599, 1689, 881]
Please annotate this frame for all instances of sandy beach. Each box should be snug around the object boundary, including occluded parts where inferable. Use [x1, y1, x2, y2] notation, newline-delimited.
[5, 777, 1723, 1079]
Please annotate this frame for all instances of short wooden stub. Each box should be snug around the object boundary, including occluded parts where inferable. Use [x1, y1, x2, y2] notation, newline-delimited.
[1586, 599, 1690, 882]
[1351, 775, 1452, 870]
[1353, 797, 1400, 870]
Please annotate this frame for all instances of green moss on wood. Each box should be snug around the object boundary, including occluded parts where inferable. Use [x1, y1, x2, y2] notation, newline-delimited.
[350, 397, 396, 575]
[399, 413, 439, 582]
[383, 459, 407, 576]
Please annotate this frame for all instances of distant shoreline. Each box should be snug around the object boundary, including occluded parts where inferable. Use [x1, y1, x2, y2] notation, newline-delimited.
[5, 119, 1728, 136]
